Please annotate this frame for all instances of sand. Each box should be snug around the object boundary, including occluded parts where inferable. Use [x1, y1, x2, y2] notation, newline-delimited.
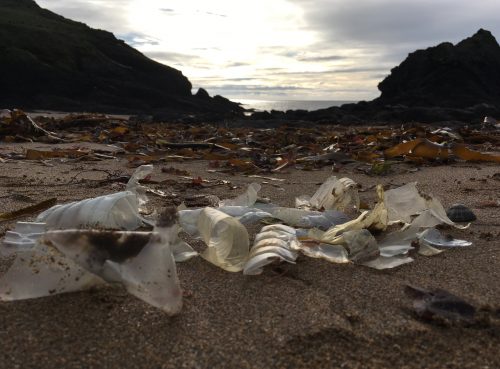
[0, 141, 499, 369]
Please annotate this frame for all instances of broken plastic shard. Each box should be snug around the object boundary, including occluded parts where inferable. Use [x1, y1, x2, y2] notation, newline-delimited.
[319, 184, 387, 239]
[296, 176, 360, 211]
[37, 165, 153, 230]
[1, 222, 46, 256]
[384, 182, 468, 229]
[419, 228, 472, 248]
[0, 243, 104, 301]
[300, 244, 349, 264]
[362, 256, 414, 270]
[104, 219, 183, 314]
[243, 225, 299, 275]
[260, 206, 350, 229]
[43, 224, 183, 314]
[219, 182, 261, 207]
[340, 229, 380, 263]
[384, 182, 428, 224]
[197, 207, 250, 272]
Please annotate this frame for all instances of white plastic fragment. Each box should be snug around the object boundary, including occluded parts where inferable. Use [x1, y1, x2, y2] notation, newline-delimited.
[219, 183, 261, 207]
[37, 165, 153, 230]
[419, 228, 472, 248]
[197, 207, 250, 272]
[1, 222, 47, 256]
[361, 256, 414, 270]
[296, 176, 359, 211]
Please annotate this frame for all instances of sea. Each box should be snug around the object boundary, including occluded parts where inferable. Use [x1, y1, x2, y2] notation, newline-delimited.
[236, 99, 355, 112]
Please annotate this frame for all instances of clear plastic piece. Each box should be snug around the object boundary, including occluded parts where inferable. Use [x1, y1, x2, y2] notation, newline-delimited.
[36, 165, 153, 230]
[0, 243, 104, 301]
[419, 228, 472, 248]
[1, 222, 47, 256]
[219, 183, 261, 207]
[0, 210, 184, 315]
[296, 176, 360, 211]
[197, 207, 250, 272]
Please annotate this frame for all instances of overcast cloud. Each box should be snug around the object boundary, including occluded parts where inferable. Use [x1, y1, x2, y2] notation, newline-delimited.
[36, 0, 500, 101]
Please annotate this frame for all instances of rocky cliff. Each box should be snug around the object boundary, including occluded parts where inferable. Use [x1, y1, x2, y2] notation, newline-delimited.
[0, 0, 242, 116]
[376, 29, 500, 109]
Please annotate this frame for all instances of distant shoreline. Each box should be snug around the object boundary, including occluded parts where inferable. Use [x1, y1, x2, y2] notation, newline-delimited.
[236, 99, 356, 112]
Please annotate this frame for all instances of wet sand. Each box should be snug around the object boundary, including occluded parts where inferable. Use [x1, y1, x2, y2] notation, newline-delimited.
[0, 141, 499, 369]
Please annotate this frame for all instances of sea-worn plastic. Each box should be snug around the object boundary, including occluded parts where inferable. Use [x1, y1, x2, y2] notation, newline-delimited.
[296, 176, 359, 211]
[243, 224, 299, 275]
[197, 207, 250, 272]
[0, 210, 184, 315]
[219, 183, 261, 207]
[37, 165, 153, 230]
[1, 222, 46, 256]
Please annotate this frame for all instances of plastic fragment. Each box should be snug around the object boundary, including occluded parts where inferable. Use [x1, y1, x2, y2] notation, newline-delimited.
[299, 244, 349, 264]
[0, 243, 104, 301]
[1, 222, 46, 256]
[243, 225, 299, 275]
[419, 228, 472, 248]
[296, 176, 360, 211]
[362, 256, 414, 270]
[37, 165, 153, 230]
[219, 183, 261, 207]
[197, 207, 250, 272]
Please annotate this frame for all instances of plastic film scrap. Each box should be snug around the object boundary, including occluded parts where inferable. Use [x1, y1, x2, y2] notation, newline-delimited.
[1, 209, 184, 315]
[296, 176, 360, 211]
[243, 224, 300, 275]
[197, 207, 250, 272]
[37, 165, 153, 230]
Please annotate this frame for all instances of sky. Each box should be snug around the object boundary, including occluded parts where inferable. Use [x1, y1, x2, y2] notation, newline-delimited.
[37, 0, 500, 102]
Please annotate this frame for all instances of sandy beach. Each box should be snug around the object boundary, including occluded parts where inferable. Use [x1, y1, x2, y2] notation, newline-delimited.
[0, 139, 499, 369]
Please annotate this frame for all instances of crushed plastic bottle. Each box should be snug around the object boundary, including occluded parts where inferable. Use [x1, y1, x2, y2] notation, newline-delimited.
[37, 165, 153, 230]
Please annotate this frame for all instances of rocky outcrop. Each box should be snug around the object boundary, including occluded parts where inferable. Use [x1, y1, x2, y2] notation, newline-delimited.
[248, 29, 500, 124]
[376, 29, 500, 109]
[0, 0, 242, 117]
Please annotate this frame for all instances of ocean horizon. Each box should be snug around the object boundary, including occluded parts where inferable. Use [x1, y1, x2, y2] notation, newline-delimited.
[235, 99, 356, 112]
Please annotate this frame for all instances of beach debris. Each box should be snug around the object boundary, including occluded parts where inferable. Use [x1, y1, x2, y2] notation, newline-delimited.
[0, 209, 183, 315]
[1, 222, 46, 256]
[37, 165, 153, 229]
[243, 224, 299, 275]
[419, 228, 472, 248]
[446, 204, 477, 223]
[0, 198, 57, 222]
[0, 109, 61, 142]
[405, 285, 476, 324]
[295, 176, 359, 211]
[197, 207, 250, 272]
[219, 182, 261, 207]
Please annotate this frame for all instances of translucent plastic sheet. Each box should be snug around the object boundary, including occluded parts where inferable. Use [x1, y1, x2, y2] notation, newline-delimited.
[197, 208, 250, 272]
[299, 244, 349, 264]
[296, 176, 359, 211]
[0, 213, 184, 314]
[37, 165, 153, 230]
[1, 222, 46, 256]
[219, 183, 261, 207]
[0, 243, 103, 301]
[419, 228, 472, 248]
